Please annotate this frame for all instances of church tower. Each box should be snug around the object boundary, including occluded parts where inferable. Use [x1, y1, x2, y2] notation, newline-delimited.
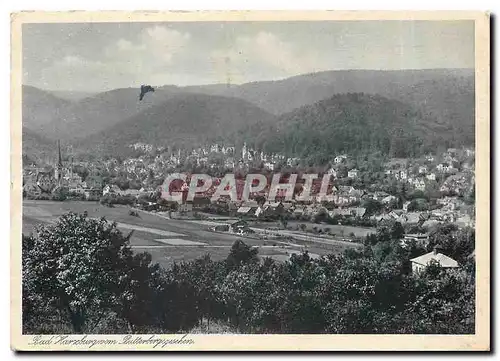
[54, 140, 63, 185]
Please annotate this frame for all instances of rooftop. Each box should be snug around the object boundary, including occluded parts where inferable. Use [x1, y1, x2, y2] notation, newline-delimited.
[410, 251, 459, 268]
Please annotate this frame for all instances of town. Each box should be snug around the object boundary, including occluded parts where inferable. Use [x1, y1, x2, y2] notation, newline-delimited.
[23, 139, 475, 267]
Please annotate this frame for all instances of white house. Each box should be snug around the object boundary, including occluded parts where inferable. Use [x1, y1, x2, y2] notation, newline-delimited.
[327, 168, 338, 178]
[264, 162, 275, 171]
[437, 163, 453, 173]
[414, 179, 426, 191]
[418, 165, 428, 174]
[381, 195, 397, 205]
[334, 155, 347, 164]
[410, 248, 459, 273]
[102, 184, 122, 196]
[426, 173, 437, 181]
[347, 169, 358, 178]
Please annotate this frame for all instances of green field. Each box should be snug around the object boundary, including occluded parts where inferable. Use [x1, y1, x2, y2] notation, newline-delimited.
[23, 200, 359, 269]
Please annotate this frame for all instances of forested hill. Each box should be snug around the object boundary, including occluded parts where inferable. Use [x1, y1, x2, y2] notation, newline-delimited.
[22, 127, 57, 164]
[77, 93, 278, 156]
[253, 93, 450, 162]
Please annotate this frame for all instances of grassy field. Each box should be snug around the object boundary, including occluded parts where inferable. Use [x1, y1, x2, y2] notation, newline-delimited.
[22, 200, 359, 269]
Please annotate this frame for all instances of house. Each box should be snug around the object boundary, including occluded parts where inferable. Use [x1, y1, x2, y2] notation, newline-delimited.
[102, 184, 122, 196]
[293, 206, 306, 216]
[381, 195, 397, 205]
[414, 179, 426, 191]
[402, 201, 411, 212]
[255, 201, 284, 218]
[350, 207, 367, 218]
[456, 214, 474, 228]
[84, 188, 101, 201]
[464, 148, 475, 157]
[286, 157, 300, 167]
[347, 169, 359, 178]
[328, 207, 365, 218]
[224, 158, 235, 169]
[437, 196, 460, 210]
[230, 220, 252, 234]
[237, 206, 258, 216]
[327, 168, 338, 178]
[371, 214, 393, 222]
[185, 197, 211, 211]
[400, 233, 429, 248]
[264, 162, 275, 171]
[437, 163, 453, 173]
[388, 210, 404, 221]
[211, 224, 230, 232]
[328, 208, 351, 218]
[334, 155, 347, 164]
[69, 186, 85, 195]
[23, 182, 41, 196]
[178, 203, 193, 213]
[410, 248, 459, 273]
[401, 212, 426, 225]
[372, 191, 390, 201]
[418, 165, 428, 174]
[121, 189, 142, 198]
[440, 184, 451, 193]
[426, 173, 437, 181]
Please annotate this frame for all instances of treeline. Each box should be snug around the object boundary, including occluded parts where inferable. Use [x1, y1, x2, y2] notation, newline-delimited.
[22, 213, 475, 335]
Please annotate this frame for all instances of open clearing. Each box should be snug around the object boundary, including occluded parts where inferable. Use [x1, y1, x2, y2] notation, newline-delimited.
[22, 200, 359, 268]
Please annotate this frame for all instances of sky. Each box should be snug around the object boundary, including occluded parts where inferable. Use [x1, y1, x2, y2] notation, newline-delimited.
[22, 21, 475, 92]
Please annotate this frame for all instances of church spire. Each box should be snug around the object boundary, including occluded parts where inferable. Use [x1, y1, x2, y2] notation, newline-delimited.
[54, 140, 63, 184]
[57, 140, 63, 167]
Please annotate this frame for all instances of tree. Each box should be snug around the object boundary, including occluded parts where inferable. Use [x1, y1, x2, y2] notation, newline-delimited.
[407, 198, 430, 212]
[375, 219, 405, 243]
[362, 198, 383, 216]
[22, 212, 149, 333]
[279, 215, 288, 229]
[226, 240, 259, 270]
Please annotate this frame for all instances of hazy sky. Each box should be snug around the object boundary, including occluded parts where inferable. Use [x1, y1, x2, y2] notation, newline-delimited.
[22, 21, 475, 92]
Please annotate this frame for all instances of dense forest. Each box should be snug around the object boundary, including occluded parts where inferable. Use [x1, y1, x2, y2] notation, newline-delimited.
[244, 93, 453, 162]
[23, 213, 475, 334]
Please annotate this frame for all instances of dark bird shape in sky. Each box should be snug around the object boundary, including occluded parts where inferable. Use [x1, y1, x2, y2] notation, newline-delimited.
[139, 85, 155, 101]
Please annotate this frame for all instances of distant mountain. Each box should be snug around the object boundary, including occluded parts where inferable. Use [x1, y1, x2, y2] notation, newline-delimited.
[22, 85, 185, 140]
[22, 68, 474, 152]
[77, 93, 278, 156]
[48, 90, 97, 102]
[256, 93, 450, 161]
[22, 85, 75, 135]
[188, 68, 474, 116]
[184, 69, 475, 147]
